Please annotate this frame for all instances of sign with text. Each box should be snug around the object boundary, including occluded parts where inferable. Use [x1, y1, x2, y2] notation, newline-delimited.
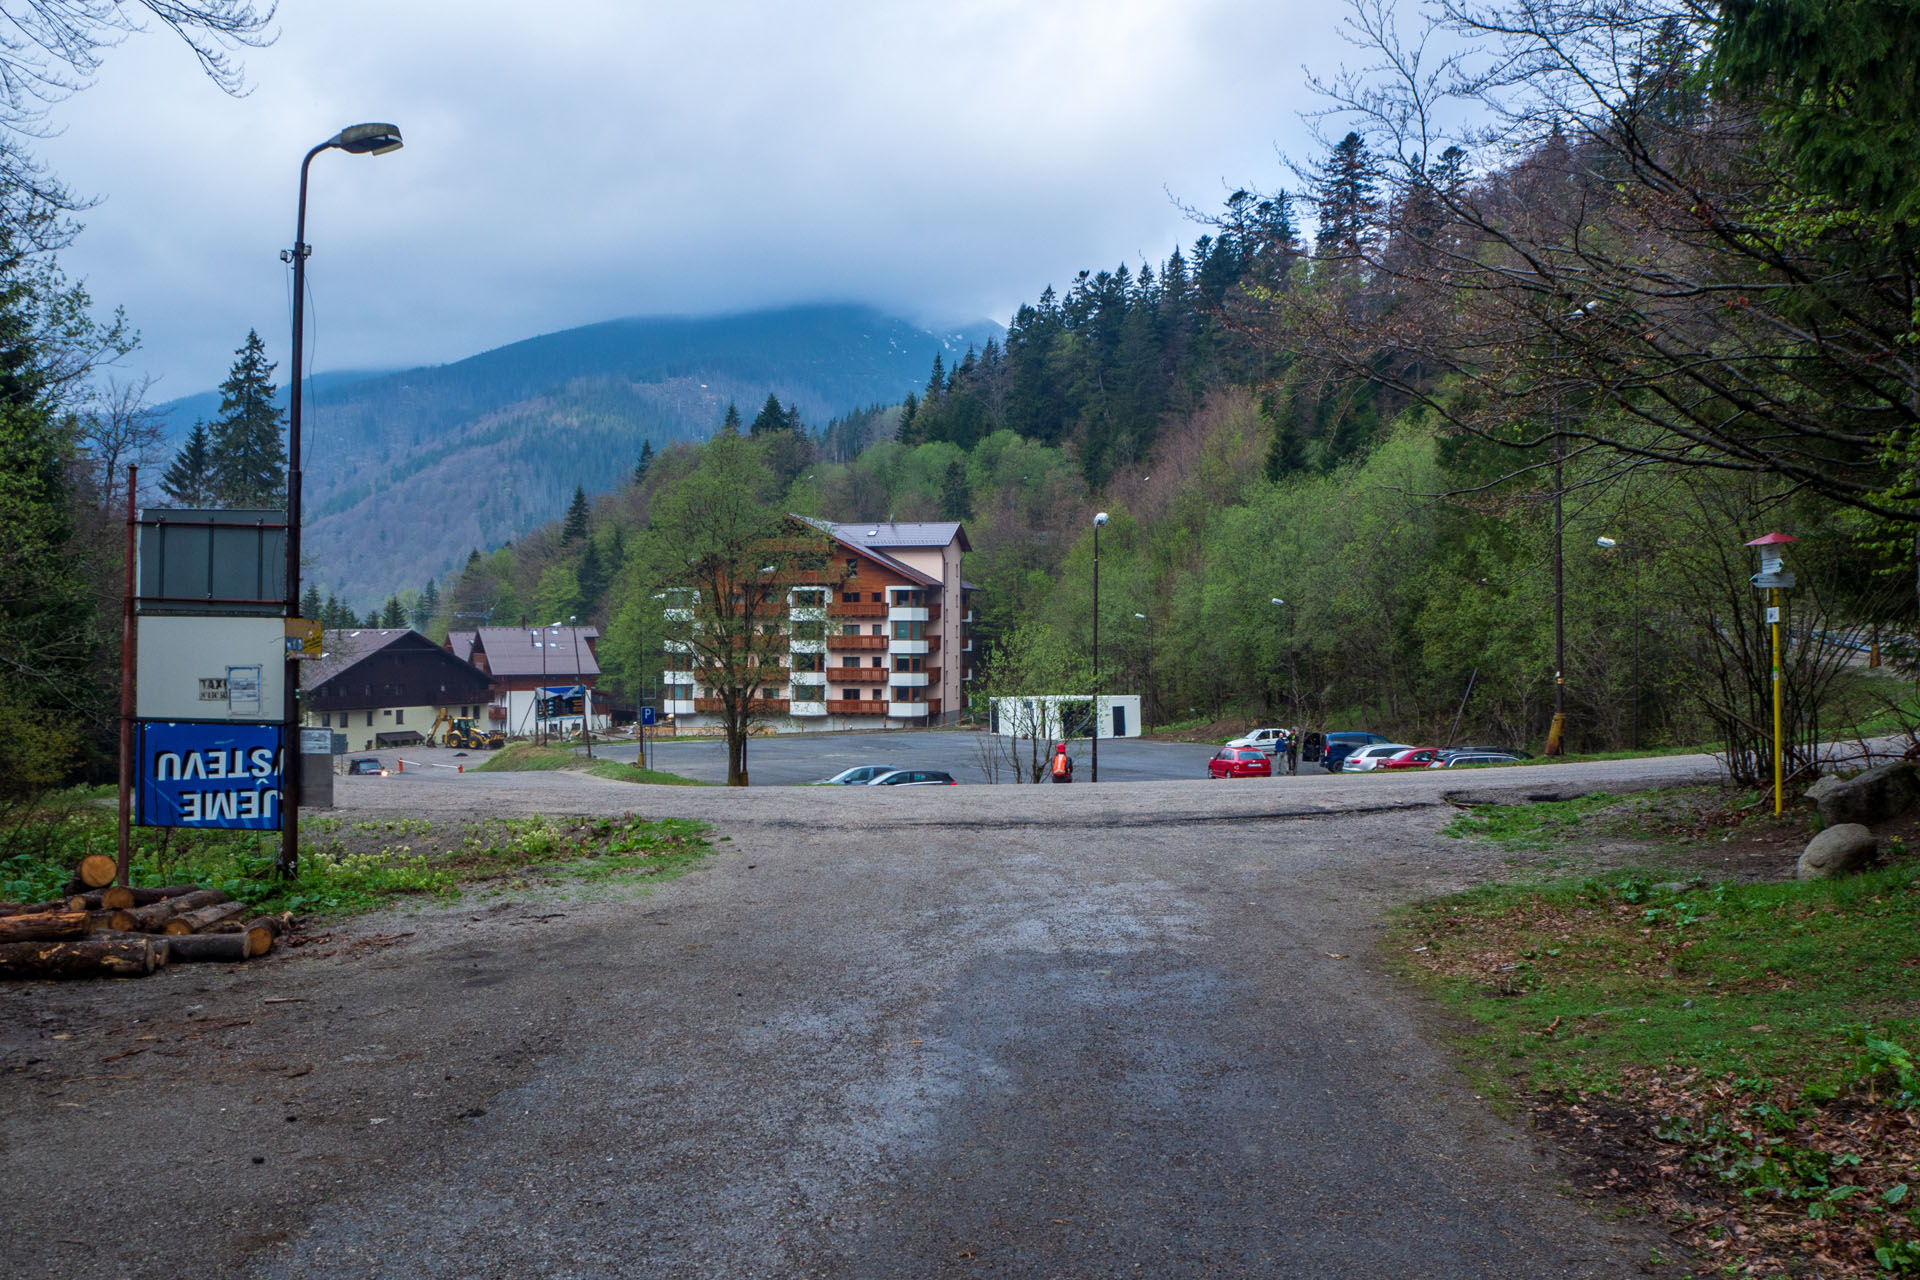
[137, 721, 284, 830]
[286, 617, 321, 658]
[136, 616, 286, 721]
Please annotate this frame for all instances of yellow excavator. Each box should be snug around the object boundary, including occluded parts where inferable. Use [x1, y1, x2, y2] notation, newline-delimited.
[427, 710, 505, 750]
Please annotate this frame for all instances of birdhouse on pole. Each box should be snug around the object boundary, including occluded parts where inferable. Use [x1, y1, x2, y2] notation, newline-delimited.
[1746, 532, 1797, 590]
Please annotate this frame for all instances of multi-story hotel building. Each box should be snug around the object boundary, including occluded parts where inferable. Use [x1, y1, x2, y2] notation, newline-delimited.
[660, 519, 975, 732]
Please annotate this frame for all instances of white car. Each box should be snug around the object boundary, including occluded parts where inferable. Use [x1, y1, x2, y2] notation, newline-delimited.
[1341, 743, 1415, 772]
[1225, 727, 1289, 753]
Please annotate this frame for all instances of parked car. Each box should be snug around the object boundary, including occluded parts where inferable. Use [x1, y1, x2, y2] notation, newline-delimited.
[1428, 751, 1523, 769]
[1208, 747, 1273, 779]
[1448, 744, 1532, 759]
[866, 769, 959, 786]
[1379, 747, 1443, 770]
[346, 757, 387, 777]
[815, 765, 898, 785]
[1315, 731, 1393, 770]
[1226, 727, 1289, 754]
[1341, 743, 1416, 772]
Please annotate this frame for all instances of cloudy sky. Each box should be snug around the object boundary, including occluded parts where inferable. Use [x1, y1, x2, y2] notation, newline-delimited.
[36, 1, 1353, 400]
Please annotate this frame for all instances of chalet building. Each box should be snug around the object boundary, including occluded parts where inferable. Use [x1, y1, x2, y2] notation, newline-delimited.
[663, 519, 975, 733]
[447, 626, 606, 737]
[302, 629, 495, 751]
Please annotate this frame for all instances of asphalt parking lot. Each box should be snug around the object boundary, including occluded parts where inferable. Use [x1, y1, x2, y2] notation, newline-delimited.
[591, 728, 1229, 785]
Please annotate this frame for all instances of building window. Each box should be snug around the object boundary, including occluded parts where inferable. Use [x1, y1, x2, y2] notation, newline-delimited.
[870, 624, 883, 636]
[794, 589, 825, 607]
[794, 653, 824, 672]
[841, 656, 858, 667]
[791, 620, 825, 641]
[893, 656, 923, 672]
[395, 709, 404, 725]
[870, 592, 884, 603]
[841, 623, 860, 635]
[892, 620, 924, 640]
[366, 711, 374, 726]
[870, 656, 883, 667]
[320, 713, 330, 727]
[761, 687, 778, 700]
[870, 689, 884, 700]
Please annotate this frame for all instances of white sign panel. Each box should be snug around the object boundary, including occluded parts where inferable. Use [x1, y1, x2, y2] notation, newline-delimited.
[136, 616, 286, 721]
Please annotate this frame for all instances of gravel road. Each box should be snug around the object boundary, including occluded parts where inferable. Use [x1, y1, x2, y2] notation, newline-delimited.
[2, 754, 1720, 1278]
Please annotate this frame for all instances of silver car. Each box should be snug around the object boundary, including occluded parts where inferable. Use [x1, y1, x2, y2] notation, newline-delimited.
[1341, 743, 1415, 772]
[814, 765, 898, 785]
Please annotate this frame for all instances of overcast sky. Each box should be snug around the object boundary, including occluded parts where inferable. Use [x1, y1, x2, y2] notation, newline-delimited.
[36, 1, 1353, 400]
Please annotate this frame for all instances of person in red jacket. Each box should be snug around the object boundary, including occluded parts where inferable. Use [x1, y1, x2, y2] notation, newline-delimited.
[1050, 743, 1074, 783]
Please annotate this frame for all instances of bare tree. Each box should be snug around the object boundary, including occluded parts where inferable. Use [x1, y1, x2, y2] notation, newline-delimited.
[74, 374, 164, 509]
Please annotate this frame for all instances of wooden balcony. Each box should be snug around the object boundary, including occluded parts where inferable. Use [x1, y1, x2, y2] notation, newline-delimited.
[827, 633, 888, 650]
[826, 699, 886, 715]
[827, 667, 889, 684]
[829, 600, 888, 618]
[692, 697, 788, 714]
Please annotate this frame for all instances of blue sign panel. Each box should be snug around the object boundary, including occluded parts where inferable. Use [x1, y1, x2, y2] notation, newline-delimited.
[640, 706, 657, 727]
[138, 721, 284, 830]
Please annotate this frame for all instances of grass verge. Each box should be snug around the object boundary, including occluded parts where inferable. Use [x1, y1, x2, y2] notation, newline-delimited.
[470, 742, 705, 784]
[1, 788, 711, 918]
[1414, 798, 1919, 1276]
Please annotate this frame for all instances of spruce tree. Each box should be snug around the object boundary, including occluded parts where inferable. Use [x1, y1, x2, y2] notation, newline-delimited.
[159, 421, 216, 506]
[939, 459, 972, 520]
[575, 539, 605, 616]
[321, 592, 345, 629]
[208, 330, 286, 507]
[562, 485, 590, 543]
[749, 393, 788, 436]
[416, 579, 440, 628]
[1313, 132, 1381, 264]
[719, 403, 741, 435]
[380, 596, 405, 628]
[632, 439, 654, 485]
[300, 584, 323, 619]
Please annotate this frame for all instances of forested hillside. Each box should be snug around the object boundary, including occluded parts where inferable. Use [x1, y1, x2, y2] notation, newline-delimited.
[428, 0, 1920, 778]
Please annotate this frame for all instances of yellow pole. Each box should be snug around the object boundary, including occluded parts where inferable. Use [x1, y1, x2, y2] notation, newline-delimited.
[1771, 585, 1783, 815]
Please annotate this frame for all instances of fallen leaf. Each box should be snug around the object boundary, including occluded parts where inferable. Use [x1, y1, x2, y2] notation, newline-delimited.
[1325, 952, 1348, 960]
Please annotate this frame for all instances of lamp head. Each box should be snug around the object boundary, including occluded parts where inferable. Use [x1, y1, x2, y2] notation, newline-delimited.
[1595, 536, 1617, 549]
[1271, 598, 1286, 606]
[332, 122, 403, 156]
[1093, 511, 1109, 527]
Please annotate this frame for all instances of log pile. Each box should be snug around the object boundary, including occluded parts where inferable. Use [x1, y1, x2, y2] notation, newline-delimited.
[0, 870, 297, 979]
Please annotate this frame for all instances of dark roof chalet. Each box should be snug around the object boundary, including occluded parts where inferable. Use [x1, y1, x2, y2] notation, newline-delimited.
[302, 628, 493, 710]
[468, 626, 601, 678]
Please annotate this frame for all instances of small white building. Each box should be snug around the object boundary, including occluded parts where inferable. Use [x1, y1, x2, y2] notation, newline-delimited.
[988, 695, 1142, 741]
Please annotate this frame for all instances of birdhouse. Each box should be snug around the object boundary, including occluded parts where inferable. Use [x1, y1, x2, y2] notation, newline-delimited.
[1745, 532, 1797, 589]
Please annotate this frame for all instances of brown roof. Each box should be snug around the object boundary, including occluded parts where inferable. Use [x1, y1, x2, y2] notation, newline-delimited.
[304, 628, 416, 689]
[471, 626, 601, 678]
[446, 630, 477, 664]
[796, 516, 941, 586]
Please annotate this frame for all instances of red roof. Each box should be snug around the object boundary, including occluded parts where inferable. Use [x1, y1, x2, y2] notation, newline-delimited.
[1744, 532, 1799, 546]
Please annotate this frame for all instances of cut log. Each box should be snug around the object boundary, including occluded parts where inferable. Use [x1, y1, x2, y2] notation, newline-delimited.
[163, 901, 249, 935]
[121, 889, 230, 933]
[162, 933, 252, 963]
[240, 914, 291, 958]
[74, 855, 116, 889]
[127, 885, 203, 907]
[66, 885, 139, 912]
[0, 936, 163, 977]
[0, 912, 94, 944]
[87, 909, 135, 933]
[0, 900, 67, 917]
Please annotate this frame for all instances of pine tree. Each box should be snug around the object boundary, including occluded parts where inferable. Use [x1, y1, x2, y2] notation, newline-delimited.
[380, 596, 405, 628]
[300, 584, 323, 619]
[939, 459, 972, 520]
[466, 548, 481, 569]
[321, 592, 345, 629]
[416, 579, 440, 628]
[575, 539, 606, 616]
[1313, 132, 1381, 264]
[719, 403, 741, 435]
[749, 393, 790, 436]
[208, 330, 286, 507]
[632, 439, 654, 485]
[561, 485, 590, 543]
[159, 421, 216, 506]
[364, 608, 382, 628]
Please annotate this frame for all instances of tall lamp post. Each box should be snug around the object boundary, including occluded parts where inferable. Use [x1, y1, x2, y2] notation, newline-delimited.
[278, 122, 403, 880]
[1091, 511, 1108, 782]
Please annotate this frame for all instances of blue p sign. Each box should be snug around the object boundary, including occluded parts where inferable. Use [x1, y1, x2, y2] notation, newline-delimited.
[640, 706, 657, 726]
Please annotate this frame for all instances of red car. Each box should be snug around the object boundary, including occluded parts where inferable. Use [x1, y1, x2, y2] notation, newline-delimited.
[1208, 747, 1272, 779]
[1379, 747, 1443, 770]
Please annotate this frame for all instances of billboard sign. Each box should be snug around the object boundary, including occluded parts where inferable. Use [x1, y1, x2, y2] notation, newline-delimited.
[136, 508, 286, 616]
[136, 616, 286, 721]
[137, 721, 284, 830]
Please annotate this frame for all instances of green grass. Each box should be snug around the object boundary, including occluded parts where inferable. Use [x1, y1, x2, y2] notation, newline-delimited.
[1398, 856, 1920, 1097]
[470, 741, 704, 784]
[1442, 792, 1645, 851]
[0, 789, 711, 918]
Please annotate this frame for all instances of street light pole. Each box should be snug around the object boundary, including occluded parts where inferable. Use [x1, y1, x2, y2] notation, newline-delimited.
[1133, 612, 1151, 735]
[1092, 512, 1108, 782]
[568, 615, 591, 758]
[277, 122, 402, 880]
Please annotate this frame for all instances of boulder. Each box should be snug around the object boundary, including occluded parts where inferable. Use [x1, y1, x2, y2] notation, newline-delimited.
[1797, 824, 1879, 881]
[1808, 760, 1920, 827]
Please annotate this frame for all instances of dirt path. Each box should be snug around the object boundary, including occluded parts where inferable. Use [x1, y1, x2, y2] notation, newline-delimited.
[0, 769, 1695, 1278]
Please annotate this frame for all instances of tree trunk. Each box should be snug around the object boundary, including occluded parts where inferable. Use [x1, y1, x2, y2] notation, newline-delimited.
[0, 912, 94, 944]
[120, 889, 230, 933]
[161, 933, 253, 962]
[88, 909, 136, 932]
[241, 914, 292, 957]
[74, 854, 116, 889]
[0, 936, 165, 977]
[68, 884, 200, 911]
[0, 900, 69, 917]
[164, 901, 250, 935]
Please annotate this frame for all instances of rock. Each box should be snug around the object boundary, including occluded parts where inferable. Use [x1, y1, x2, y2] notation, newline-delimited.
[1798, 824, 1879, 881]
[1809, 760, 1920, 827]
[1802, 774, 1848, 805]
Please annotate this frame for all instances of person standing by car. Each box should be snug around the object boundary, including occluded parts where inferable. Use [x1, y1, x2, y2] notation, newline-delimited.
[1051, 743, 1073, 783]
[1286, 731, 1299, 776]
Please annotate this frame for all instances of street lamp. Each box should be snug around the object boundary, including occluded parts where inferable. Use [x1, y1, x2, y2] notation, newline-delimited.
[1133, 612, 1151, 735]
[1092, 511, 1108, 782]
[566, 615, 592, 758]
[277, 122, 403, 880]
